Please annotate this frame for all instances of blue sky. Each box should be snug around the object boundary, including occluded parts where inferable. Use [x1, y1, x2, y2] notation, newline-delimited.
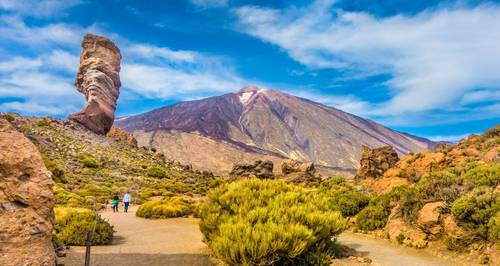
[0, 0, 499, 141]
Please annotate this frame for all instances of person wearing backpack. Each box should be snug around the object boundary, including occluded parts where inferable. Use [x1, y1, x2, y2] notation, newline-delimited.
[112, 193, 119, 212]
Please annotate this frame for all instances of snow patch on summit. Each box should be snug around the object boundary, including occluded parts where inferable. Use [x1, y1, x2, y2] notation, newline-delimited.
[239, 91, 255, 105]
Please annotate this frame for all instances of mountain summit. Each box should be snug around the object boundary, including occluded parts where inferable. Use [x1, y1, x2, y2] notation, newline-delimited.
[115, 86, 436, 175]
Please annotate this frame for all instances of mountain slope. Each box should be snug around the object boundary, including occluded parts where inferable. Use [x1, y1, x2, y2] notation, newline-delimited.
[1, 113, 218, 206]
[116, 86, 436, 175]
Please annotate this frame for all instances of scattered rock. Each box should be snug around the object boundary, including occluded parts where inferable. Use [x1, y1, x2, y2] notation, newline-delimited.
[281, 159, 315, 174]
[483, 147, 499, 163]
[417, 201, 445, 235]
[69, 33, 122, 135]
[355, 145, 399, 179]
[442, 215, 459, 232]
[230, 160, 274, 179]
[279, 159, 321, 185]
[106, 126, 137, 147]
[385, 205, 428, 248]
[0, 118, 56, 265]
[361, 176, 409, 194]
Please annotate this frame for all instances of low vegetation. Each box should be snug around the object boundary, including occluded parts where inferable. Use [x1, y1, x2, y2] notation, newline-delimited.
[3, 114, 221, 209]
[319, 177, 370, 217]
[53, 207, 114, 246]
[2, 114, 225, 247]
[199, 179, 347, 265]
[136, 197, 193, 218]
[355, 162, 499, 252]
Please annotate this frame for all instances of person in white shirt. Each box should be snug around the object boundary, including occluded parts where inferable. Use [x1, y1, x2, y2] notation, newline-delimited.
[123, 191, 131, 213]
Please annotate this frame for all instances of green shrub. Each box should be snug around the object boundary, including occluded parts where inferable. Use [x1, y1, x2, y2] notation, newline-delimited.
[199, 179, 347, 265]
[136, 196, 192, 218]
[53, 207, 114, 246]
[356, 205, 390, 231]
[54, 185, 85, 206]
[444, 229, 478, 251]
[483, 125, 500, 138]
[42, 156, 66, 183]
[330, 191, 370, 217]
[319, 176, 370, 217]
[35, 119, 50, 127]
[451, 187, 499, 240]
[396, 233, 405, 244]
[147, 166, 167, 178]
[464, 163, 500, 187]
[355, 185, 413, 231]
[77, 154, 100, 168]
[393, 171, 461, 223]
[416, 171, 461, 203]
[487, 213, 500, 242]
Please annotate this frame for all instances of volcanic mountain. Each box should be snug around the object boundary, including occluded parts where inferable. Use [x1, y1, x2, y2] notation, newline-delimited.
[115, 86, 436, 175]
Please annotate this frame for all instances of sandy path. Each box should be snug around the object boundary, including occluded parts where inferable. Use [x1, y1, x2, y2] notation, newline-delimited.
[338, 233, 479, 266]
[59, 206, 478, 266]
[59, 206, 213, 266]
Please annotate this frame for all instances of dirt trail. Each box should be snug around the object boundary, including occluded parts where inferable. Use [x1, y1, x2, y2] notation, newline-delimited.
[59, 206, 213, 266]
[337, 233, 479, 266]
[59, 206, 478, 266]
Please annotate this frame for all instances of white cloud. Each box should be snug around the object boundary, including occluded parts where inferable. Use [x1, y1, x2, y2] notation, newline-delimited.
[286, 89, 372, 116]
[427, 133, 477, 142]
[0, 69, 81, 115]
[125, 44, 198, 63]
[190, 0, 228, 8]
[121, 63, 244, 99]
[42, 50, 79, 72]
[0, 15, 91, 48]
[0, 6, 250, 117]
[0, 0, 81, 18]
[234, 1, 500, 122]
[460, 89, 500, 105]
[0, 57, 42, 72]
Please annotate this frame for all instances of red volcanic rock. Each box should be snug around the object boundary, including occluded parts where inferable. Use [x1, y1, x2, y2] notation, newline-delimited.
[106, 125, 138, 147]
[356, 145, 399, 179]
[230, 160, 274, 179]
[69, 34, 121, 135]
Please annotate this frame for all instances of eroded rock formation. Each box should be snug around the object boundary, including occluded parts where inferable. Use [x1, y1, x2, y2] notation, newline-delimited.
[106, 125, 138, 147]
[281, 159, 315, 175]
[0, 118, 56, 265]
[355, 145, 399, 179]
[280, 159, 321, 185]
[230, 160, 274, 179]
[69, 33, 121, 135]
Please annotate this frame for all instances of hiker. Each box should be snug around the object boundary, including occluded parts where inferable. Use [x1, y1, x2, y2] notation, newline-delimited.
[123, 191, 131, 213]
[112, 193, 119, 212]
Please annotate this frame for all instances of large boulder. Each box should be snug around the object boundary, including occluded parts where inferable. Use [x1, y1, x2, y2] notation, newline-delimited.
[69, 34, 122, 135]
[417, 201, 445, 235]
[281, 159, 315, 175]
[0, 118, 56, 265]
[355, 145, 399, 179]
[230, 160, 274, 179]
[280, 159, 321, 185]
[385, 205, 428, 248]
